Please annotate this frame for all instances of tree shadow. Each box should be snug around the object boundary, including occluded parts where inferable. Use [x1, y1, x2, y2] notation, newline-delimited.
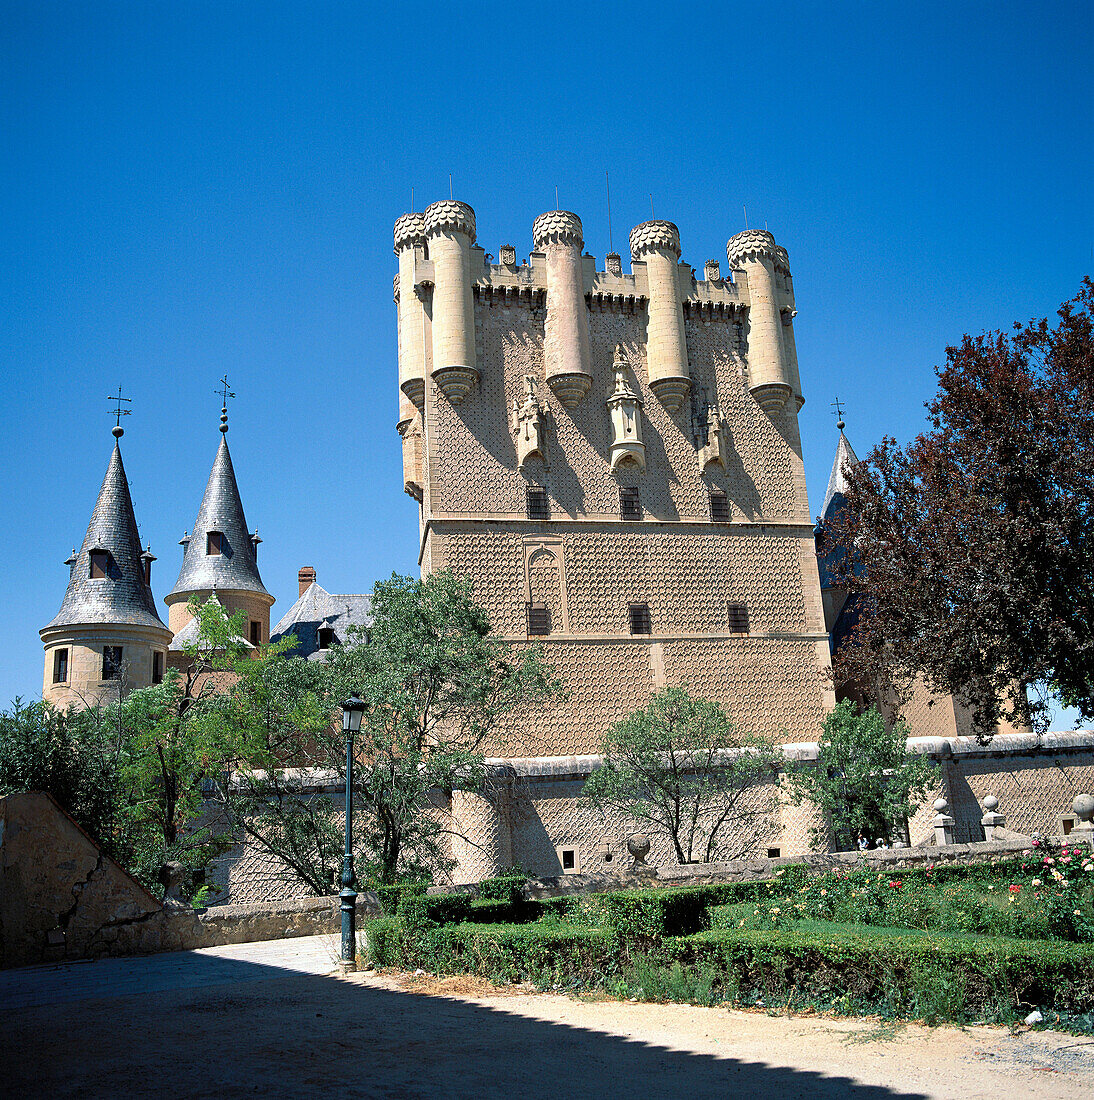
[2, 941, 933, 1100]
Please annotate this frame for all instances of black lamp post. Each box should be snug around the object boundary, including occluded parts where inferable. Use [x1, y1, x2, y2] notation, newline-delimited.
[340, 695, 366, 968]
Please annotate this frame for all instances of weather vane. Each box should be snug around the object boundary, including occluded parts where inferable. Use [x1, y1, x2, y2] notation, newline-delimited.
[108, 386, 131, 437]
[831, 397, 845, 432]
[217, 375, 235, 433]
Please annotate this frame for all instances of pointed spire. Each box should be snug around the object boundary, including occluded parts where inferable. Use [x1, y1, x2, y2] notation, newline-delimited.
[42, 438, 169, 634]
[167, 432, 270, 602]
[821, 428, 859, 522]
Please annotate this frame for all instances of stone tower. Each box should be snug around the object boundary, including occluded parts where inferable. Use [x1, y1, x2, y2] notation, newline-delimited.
[393, 201, 834, 879]
[164, 407, 273, 650]
[40, 426, 173, 708]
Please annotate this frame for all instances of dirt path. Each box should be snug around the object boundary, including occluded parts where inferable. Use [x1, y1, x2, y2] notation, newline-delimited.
[2, 936, 1090, 1099]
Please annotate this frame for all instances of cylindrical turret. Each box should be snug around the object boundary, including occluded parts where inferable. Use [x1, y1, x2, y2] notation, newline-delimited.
[773, 245, 803, 409]
[393, 212, 428, 409]
[532, 210, 593, 408]
[425, 200, 478, 403]
[630, 220, 691, 413]
[726, 229, 793, 414]
[398, 390, 423, 502]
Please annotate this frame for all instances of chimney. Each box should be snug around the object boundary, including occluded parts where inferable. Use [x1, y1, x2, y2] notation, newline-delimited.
[298, 566, 316, 597]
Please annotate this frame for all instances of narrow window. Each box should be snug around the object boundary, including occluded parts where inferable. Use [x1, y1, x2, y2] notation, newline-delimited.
[53, 648, 69, 684]
[102, 646, 123, 681]
[628, 602, 652, 635]
[561, 849, 576, 871]
[152, 651, 164, 684]
[89, 551, 108, 579]
[250, 621, 261, 645]
[619, 486, 641, 520]
[709, 489, 729, 523]
[726, 602, 750, 634]
[317, 627, 334, 650]
[525, 486, 549, 520]
[206, 531, 223, 556]
[526, 602, 550, 636]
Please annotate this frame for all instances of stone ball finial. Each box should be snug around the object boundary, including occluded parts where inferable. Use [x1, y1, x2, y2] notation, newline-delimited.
[532, 210, 584, 250]
[393, 212, 427, 254]
[726, 228, 778, 270]
[982, 795, 999, 812]
[626, 833, 651, 865]
[933, 798, 949, 814]
[424, 200, 476, 245]
[1073, 793, 1094, 822]
[629, 220, 681, 262]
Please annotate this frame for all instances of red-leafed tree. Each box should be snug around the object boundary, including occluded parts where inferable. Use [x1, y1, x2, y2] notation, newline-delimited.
[826, 278, 1094, 738]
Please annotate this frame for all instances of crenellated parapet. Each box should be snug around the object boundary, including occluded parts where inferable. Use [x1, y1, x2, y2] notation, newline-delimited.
[726, 229, 797, 415]
[629, 221, 691, 414]
[534, 210, 594, 408]
[393, 212, 427, 255]
[424, 200, 476, 243]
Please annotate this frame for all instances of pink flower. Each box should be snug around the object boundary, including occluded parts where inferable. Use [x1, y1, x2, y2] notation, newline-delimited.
[1009, 884, 1022, 893]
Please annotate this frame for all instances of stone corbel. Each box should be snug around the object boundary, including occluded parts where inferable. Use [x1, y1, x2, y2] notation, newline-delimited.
[512, 375, 548, 468]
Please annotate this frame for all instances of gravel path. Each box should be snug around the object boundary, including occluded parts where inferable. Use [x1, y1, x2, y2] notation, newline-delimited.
[2, 934, 1090, 1099]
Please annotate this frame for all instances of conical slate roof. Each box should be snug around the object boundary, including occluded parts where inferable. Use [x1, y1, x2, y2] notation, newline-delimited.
[167, 435, 270, 601]
[821, 430, 859, 523]
[42, 441, 169, 635]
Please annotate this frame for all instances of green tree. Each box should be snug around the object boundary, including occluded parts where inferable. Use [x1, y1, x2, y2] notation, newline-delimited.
[784, 700, 935, 851]
[583, 686, 781, 864]
[211, 570, 561, 888]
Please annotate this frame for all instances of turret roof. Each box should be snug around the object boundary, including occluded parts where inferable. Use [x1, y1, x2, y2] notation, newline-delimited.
[166, 435, 271, 602]
[41, 441, 170, 635]
[270, 581, 372, 661]
[821, 430, 859, 523]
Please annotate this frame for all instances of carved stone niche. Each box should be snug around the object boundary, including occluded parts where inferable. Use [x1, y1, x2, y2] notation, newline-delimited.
[511, 375, 548, 468]
[606, 345, 645, 471]
[692, 390, 725, 471]
[500, 244, 517, 266]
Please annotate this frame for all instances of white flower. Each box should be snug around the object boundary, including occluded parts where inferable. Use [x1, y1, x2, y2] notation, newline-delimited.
[1031, 878, 1042, 887]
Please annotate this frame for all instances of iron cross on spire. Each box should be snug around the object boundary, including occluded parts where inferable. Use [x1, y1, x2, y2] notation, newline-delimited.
[108, 386, 131, 437]
[831, 397, 846, 432]
[216, 375, 235, 433]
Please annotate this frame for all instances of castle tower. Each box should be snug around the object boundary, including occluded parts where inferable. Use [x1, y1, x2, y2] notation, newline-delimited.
[164, 407, 274, 649]
[40, 426, 172, 708]
[394, 199, 833, 880]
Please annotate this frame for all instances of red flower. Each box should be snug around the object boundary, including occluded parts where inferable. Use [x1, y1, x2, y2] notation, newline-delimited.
[889, 880, 902, 889]
[1008, 884, 1022, 893]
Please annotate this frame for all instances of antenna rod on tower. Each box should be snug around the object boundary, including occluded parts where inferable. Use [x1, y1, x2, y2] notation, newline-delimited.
[743, 205, 749, 230]
[605, 171, 613, 254]
[449, 174, 453, 200]
[650, 194, 655, 219]
[555, 185, 559, 209]
[411, 187, 414, 212]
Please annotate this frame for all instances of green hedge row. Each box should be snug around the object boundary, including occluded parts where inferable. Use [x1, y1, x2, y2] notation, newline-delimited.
[362, 917, 1094, 1023]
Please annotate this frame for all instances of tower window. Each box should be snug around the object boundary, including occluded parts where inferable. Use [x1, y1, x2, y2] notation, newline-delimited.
[628, 602, 652, 635]
[206, 531, 224, 556]
[251, 621, 261, 645]
[152, 651, 164, 684]
[89, 551, 108, 579]
[727, 602, 750, 634]
[317, 627, 334, 650]
[619, 487, 641, 520]
[53, 648, 69, 684]
[526, 487, 549, 520]
[102, 646, 123, 681]
[709, 489, 729, 523]
[526, 602, 551, 636]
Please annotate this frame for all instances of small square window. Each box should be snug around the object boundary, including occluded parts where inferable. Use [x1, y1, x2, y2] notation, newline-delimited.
[251, 621, 262, 646]
[102, 645, 123, 681]
[152, 651, 164, 685]
[526, 487, 549, 520]
[89, 551, 108, 579]
[317, 627, 334, 650]
[628, 603, 652, 635]
[619, 487, 641, 520]
[206, 531, 223, 556]
[709, 489, 729, 523]
[526, 602, 550, 636]
[726, 602, 750, 634]
[53, 648, 69, 684]
[767, 847, 781, 859]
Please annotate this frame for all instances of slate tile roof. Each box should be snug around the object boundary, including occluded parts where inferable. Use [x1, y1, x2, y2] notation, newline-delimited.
[270, 582, 372, 661]
[41, 442, 171, 636]
[167, 436, 271, 601]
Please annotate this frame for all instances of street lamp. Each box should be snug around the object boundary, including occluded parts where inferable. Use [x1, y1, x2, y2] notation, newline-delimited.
[340, 695, 366, 968]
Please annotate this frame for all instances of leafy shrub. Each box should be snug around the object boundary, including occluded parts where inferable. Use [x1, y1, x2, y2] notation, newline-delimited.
[396, 891, 472, 929]
[479, 872, 527, 904]
[377, 881, 427, 915]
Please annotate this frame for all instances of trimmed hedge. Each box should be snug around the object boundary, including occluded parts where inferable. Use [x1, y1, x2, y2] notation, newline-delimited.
[396, 891, 473, 929]
[377, 882, 428, 915]
[478, 874, 526, 904]
[362, 916, 1094, 1023]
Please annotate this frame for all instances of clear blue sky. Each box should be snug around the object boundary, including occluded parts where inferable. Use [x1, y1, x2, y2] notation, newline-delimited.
[2, 3, 1090, 721]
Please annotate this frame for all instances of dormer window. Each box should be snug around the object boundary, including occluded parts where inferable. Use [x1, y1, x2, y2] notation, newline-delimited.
[89, 551, 109, 579]
[317, 627, 335, 650]
[206, 531, 224, 556]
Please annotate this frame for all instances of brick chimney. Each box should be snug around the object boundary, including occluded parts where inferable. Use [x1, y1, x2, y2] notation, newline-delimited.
[298, 566, 316, 597]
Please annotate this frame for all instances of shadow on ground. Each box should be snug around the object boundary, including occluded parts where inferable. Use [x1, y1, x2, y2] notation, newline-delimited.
[2, 948, 930, 1100]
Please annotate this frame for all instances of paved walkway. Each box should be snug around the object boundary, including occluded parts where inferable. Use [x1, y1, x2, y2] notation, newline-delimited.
[2, 935, 1091, 1099]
